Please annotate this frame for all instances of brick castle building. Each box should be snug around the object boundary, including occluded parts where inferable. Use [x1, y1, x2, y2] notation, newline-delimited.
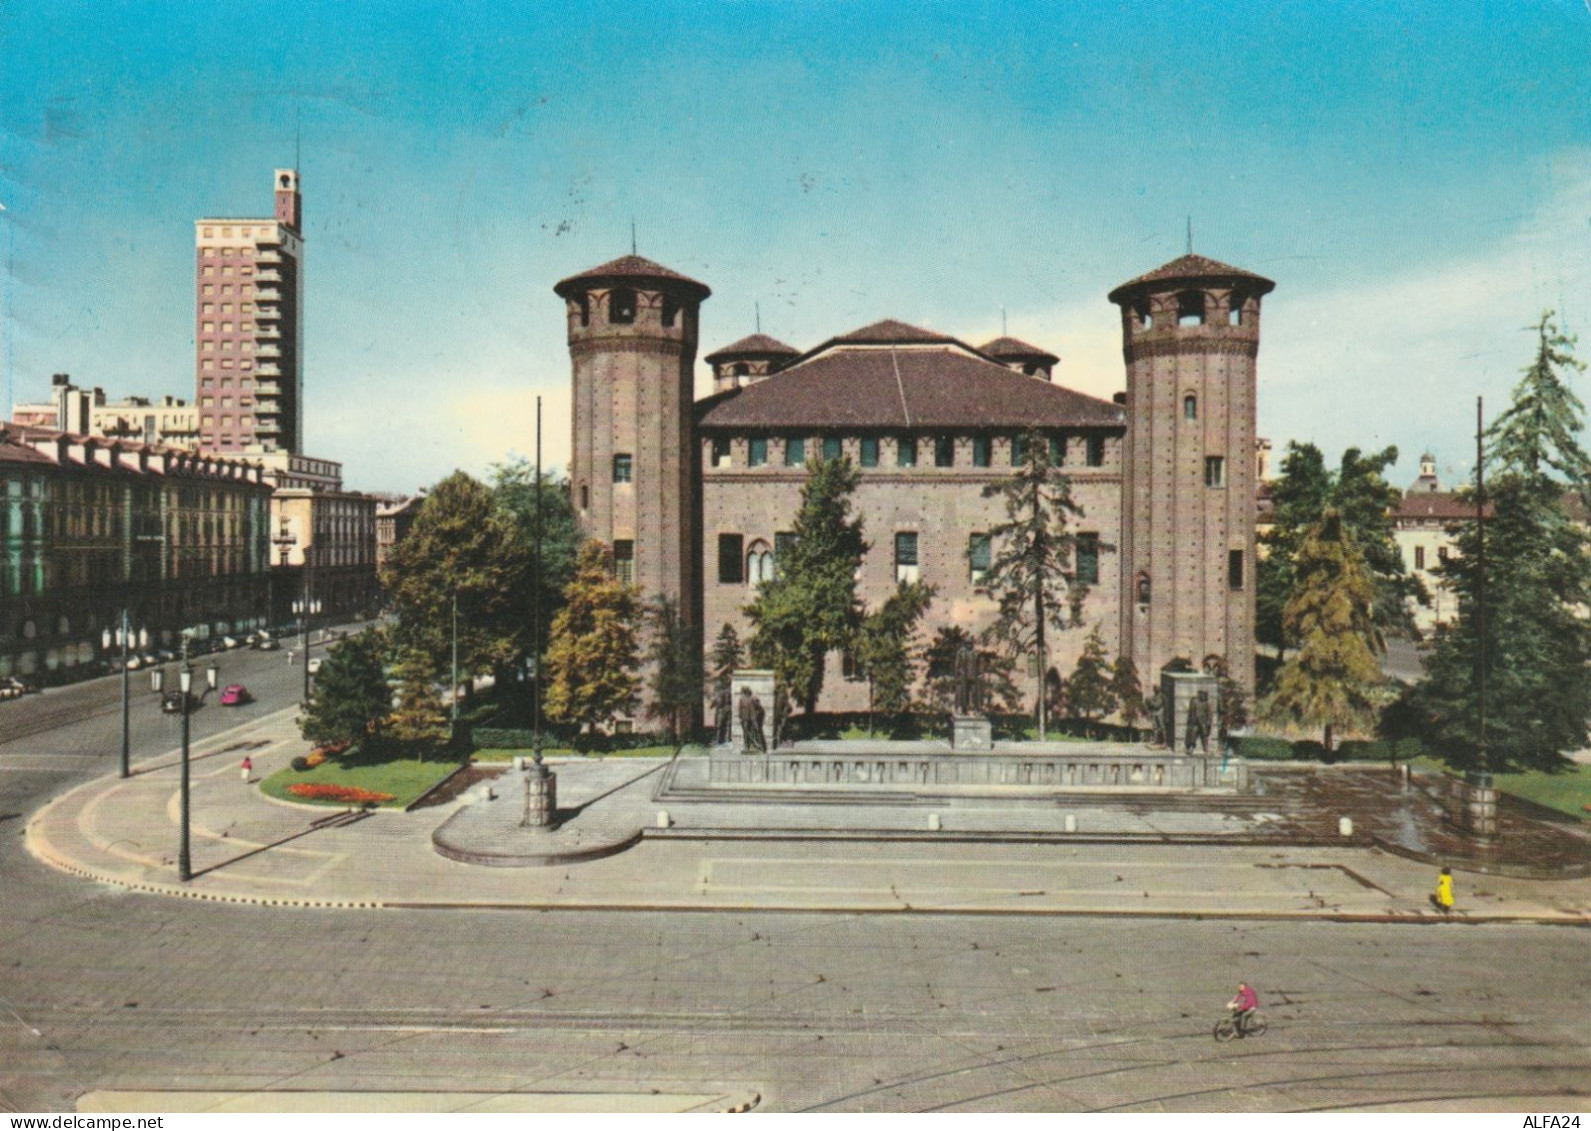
[555, 252, 1273, 713]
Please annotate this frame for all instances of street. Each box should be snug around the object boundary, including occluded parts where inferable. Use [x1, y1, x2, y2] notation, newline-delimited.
[2, 632, 1590, 1113]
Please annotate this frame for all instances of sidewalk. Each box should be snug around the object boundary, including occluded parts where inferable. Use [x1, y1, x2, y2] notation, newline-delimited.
[23, 707, 1591, 923]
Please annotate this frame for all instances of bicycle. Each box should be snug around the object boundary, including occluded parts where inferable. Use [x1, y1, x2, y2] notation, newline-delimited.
[1213, 1009, 1268, 1042]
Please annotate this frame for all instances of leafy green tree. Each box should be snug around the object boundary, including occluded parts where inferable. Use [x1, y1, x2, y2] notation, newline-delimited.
[1064, 625, 1116, 731]
[1266, 509, 1383, 752]
[1257, 441, 1424, 660]
[1110, 655, 1146, 734]
[924, 626, 1020, 714]
[299, 630, 392, 748]
[980, 429, 1095, 738]
[489, 459, 582, 655]
[544, 540, 642, 734]
[1407, 314, 1591, 772]
[707, 622, 744, 690]
[388, 646, 448, 752]
[854, 581, 935, 728]
[383, 472, 533, 693]
[644, 595, 703, 745]
[746, 456, 868, 714]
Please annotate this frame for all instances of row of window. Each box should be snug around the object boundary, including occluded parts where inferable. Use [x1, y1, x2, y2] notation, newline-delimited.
[703, 433, 1111, 471]
[1132, 291, 1251, 332]
[714, 531, 1105, 588]
[573, 288, 681, 329]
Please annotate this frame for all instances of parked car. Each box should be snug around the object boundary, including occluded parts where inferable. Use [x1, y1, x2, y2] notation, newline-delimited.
[253, 637, 280, 651]
[0, 678, 25, 701]
[161, 690, 196, 714]
[219, 683, 252, 707]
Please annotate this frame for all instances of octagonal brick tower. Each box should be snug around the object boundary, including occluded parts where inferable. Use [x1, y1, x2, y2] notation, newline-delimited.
[554, 255, 710, 650]
[1109, 254, 1275, 693]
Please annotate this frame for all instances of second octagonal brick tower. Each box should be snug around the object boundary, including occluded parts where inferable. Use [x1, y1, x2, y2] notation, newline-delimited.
[554, 255, 710, 639]
[1109, 254, 1275, 693]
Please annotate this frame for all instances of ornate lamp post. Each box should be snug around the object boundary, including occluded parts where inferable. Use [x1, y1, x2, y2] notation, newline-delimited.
[174, 635, 220, 882]
[102, 610, 133, 778]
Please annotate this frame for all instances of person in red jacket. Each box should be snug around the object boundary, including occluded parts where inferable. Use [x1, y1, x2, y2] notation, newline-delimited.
[1227, 982, 1258, 1035]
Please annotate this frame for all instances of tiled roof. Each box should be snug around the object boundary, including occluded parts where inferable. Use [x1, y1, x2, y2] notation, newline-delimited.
[1395, 492, 1482, 521]
[832, 318, 953, 344]
[1108, 254, 1276, 303]
[553, 254, 711, 301]
[978, 336, 1059, 366]
[697, 341, 1123, 431]
[704, 333, 801, 367]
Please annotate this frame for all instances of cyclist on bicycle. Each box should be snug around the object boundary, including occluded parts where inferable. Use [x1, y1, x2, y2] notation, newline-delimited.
[1227, 982, 1258, 1035]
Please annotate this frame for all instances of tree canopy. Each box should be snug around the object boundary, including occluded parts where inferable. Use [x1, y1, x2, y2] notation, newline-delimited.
[979, 429, 1094, 737]
[299, 629, 392, 748]
[746, 456, 868, 714]
[854, 580, 935, 720]
[544, 540, 642, 733]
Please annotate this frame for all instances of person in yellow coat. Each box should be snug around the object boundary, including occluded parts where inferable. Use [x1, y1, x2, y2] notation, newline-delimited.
[1431, 866, 1454, 914]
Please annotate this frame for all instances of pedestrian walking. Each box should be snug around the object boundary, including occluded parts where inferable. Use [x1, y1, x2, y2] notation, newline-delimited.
[287, 648, 296, 665]
[1430, 865, 1454, 914]
[241, 755, 253, 783]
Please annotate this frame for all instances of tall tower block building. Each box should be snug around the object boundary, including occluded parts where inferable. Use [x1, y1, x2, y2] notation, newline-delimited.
[1109, 255, 1274, 691]
[555, 255, 710, 639]
[195, 169, 304, 454]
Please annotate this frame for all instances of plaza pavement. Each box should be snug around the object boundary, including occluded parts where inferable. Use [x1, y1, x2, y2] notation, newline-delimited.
[23, 705, 1591, 923]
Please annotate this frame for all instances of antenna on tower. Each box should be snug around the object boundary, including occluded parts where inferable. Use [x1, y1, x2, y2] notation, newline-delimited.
[755, 302, 761, 333]
[1186, 216, 1193, 255]
[630, 219, 637, 256]
[1001, 306, 1007, 336]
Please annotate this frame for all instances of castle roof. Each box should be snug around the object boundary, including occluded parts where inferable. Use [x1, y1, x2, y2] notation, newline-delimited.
[553, 254, 711, 301]
[704, 333, 801, 367]
[697, 320, 1122, 432]
[1108, 254, 1276, 304]
[978, 335, 1060, 366]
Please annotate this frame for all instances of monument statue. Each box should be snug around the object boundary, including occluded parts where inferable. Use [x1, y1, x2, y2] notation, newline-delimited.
[954, 643, 985, 716]
[738, 686, 767, 754]
[712, 683, 733, 746]
[1145, 687, 1165, 747]
[1184, 688, 1213, 756]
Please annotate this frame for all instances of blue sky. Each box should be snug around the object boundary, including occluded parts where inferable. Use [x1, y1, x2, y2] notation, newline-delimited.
[3, 1, 1589, 493]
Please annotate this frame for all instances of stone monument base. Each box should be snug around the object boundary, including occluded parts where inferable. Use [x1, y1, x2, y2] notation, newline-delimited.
[951, 715, 994, 752]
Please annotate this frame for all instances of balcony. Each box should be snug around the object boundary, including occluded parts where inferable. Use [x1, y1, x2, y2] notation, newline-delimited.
[255, 269, 281, 283]
[255, 306, 280, 321]
[255, 363, 281, 377]
[255, 419, 282, 434]
[255, 382, 281, 396]
[255, 344, 280, 358]
[255, 328, 281, 340]
[255, 250, 281, 264]
[255, 288, 281, 302]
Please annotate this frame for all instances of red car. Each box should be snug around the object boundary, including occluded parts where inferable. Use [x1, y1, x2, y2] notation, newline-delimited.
[220, 683, 252, 707]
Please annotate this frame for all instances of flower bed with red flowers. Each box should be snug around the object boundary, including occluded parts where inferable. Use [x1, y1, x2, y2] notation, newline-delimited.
[286, 783, 395, 804]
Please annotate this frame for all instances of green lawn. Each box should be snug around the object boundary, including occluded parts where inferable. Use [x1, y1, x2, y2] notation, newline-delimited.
[1410, 755, 1591, 820]
[260, 752, 462, 808]
[472, 745, 683, 761]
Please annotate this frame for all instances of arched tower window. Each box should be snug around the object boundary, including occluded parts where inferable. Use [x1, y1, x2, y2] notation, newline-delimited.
[1183, 394, 1198, 421]
[746, 539, 774, 587]
[1134, 300, 1153, 332]
[1177, 291, 1205, 327]
[1228, 291, 1247, 327]
[662, 295, 679, 328]
[1137, 572, 1151, 607]
[732, 362, 750, 379]
[576, 293, 590, 328]
[609, 288, 637, 325]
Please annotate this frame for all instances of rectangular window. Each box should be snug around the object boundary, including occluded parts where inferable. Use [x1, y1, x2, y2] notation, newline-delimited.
[1050, 435, 1067, 465]
[785, 437, 806, 467]
[1228, 548, 1244, 590]
[860, 436, 879, 467]
[1438, 546, 1449, 563]
[895, 531, 920, 583]
[718, 533, 744, 583]
[1011, 434, 1027, 465]
[613, 540, 635, 585]
[1414, 545, 1426, 571]
[1076, 532, 1100, 585]
[823, 436, 842, 460]
[972, 435, 992, 467]
[613, 454, 633, 483]
[1087, 435, 1106, 467]
[897, 435, 917, 468]
[969, 533, 991, 585]
[711, 437, 731, 468]
[935, 435, 954, 467]
[1204, 456, 1226, 488]
[749, 437, 768, 467]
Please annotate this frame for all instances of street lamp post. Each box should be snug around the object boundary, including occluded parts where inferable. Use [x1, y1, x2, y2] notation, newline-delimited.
[175, 634, 220, 883]
[102, 610, 132, 778]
